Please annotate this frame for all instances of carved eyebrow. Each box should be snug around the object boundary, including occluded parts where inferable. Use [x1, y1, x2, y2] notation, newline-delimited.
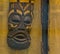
[24, 10, 30, 15]
[24, 10, 33, 17]
[9, 9, 22, 16]
[17, 10, 22, 15]
[9, 9, 14, 16]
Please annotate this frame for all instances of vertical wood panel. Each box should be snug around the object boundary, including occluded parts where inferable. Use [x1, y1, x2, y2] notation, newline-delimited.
[0, 0, 41, 54]
[27, 0, 41, 54]
[48, 0, 60, 54]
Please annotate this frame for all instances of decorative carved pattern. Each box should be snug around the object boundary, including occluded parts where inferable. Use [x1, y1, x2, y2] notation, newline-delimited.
[7, 1, 34, 50]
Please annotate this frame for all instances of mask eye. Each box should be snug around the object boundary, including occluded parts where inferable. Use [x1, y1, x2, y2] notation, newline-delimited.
[9, 13, 21, 25]
[12, 15, 20, 24]
[24, 15, 32, 25]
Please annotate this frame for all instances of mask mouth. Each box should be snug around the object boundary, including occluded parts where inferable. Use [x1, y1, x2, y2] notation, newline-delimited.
[13, 32, 29, 43]
[7, 30, 31, 50]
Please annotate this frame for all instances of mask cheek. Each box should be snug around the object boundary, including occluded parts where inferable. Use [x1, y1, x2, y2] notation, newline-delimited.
[9, 23, 18, 29]
[26, 25, 32, 32]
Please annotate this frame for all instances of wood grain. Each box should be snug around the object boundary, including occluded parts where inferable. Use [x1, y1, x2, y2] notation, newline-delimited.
[0, 0, 41, 54]
[48, 0, 60, 54]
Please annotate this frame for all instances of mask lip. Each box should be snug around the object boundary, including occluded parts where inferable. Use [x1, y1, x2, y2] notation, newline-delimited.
[8, 30, 31, 43]
[12, 32, 28, 43]
[13, 34, 27, 41]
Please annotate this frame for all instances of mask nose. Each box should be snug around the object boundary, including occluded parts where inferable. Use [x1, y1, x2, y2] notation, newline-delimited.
[17, 23, 25, 30]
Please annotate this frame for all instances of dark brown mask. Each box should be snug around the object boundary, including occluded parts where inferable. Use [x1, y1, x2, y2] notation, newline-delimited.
[7, 1, 34, 50]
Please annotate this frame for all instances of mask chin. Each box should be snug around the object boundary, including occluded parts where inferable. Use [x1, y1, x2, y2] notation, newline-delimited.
[7, 30, 31, 50]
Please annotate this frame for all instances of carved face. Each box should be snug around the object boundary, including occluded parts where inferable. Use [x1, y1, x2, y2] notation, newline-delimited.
[7, 2, 34, 50]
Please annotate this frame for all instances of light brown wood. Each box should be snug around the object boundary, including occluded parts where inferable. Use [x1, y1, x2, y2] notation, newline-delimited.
[48, 0, 60, 54]
[0, 0, 42, 54]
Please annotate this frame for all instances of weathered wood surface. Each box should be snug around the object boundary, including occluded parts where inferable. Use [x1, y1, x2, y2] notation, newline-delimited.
[0, 0, 41, 54]
[48, 0, 60, 54]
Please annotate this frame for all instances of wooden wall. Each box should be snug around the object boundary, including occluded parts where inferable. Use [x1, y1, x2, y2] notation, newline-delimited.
[1, 0, 60, 54]
[48, 0, 60, 54]
[0, 0, 42, 54]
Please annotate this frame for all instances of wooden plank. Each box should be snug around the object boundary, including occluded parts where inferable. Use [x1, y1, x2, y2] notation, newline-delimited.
[0, 0, 13, 54]
[26, 0, 41, 54]
[0, 0, 41, 54]
[48, 0, 60, 54]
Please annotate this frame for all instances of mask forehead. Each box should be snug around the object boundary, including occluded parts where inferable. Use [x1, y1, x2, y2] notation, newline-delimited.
[9, 1, 34, 11]
[20, 3, 33, 11]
